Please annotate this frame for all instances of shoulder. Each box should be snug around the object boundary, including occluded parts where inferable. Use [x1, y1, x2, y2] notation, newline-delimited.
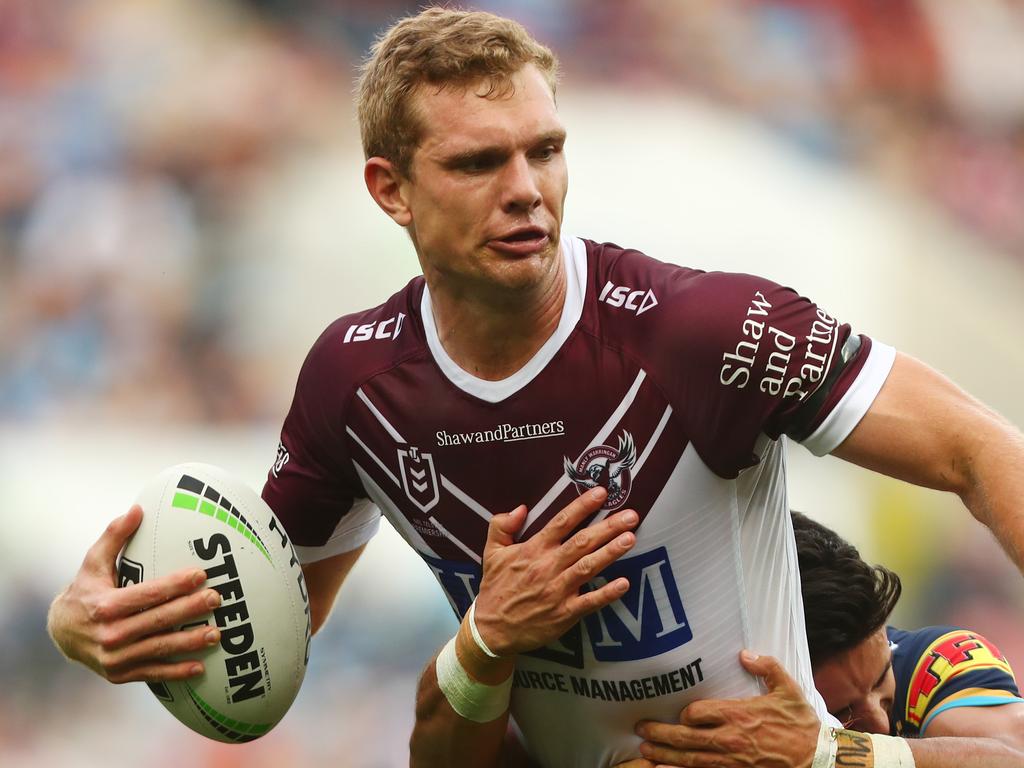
[583, 238, 788, 320]
[297, 277, 427, 396]
[891, 625, 1021, 734]
[270, 277, 426, 492]
[581, 237, 808, 362]
[895, 626, 1014, 675]
[584, 238, 704, 300]
[579, 238, 850, 476]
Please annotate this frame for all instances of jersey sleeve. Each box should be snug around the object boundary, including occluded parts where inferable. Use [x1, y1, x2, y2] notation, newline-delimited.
[901, 628, 1024, 734]
[668, 270, 895, 477]
[262, 324, 381, 563]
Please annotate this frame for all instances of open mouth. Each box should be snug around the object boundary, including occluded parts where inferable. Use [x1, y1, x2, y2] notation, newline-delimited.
[497, 228, 546, 243]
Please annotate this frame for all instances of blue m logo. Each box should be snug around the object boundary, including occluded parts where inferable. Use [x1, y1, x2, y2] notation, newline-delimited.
[582, 546, 691, 661]
[421, 546, 691, 668]
[421, 553, 480, 617]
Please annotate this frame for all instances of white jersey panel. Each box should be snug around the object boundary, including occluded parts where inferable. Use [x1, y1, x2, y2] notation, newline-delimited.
[291, 496, 381, 563]
[510, 444, 766, 768]
[736, 435, 830, 719]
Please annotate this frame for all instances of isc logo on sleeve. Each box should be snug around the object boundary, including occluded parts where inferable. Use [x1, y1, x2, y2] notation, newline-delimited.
[599, 281, 658, 316]
[342, 312, 406, 343]
[421, 546, 690, 668]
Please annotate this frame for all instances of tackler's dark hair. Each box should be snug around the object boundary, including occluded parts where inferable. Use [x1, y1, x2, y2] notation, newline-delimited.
[791, 511, 902, 668]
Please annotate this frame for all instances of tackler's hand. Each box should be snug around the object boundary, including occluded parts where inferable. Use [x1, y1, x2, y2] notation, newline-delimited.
[635, 651, 820, 768]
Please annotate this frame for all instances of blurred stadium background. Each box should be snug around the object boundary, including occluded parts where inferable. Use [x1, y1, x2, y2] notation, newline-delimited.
[2, 1, 1024, 765]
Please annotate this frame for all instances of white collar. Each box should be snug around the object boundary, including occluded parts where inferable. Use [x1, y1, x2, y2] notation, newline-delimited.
[420, 235, 587, 403]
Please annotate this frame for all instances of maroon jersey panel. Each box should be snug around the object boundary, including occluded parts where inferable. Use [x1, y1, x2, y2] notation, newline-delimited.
[263, 238, 873, 551]
[262, 278, 426, 547]
[582, 242, 870, 478]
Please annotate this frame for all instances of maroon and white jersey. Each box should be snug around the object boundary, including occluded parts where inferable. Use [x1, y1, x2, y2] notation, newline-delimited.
[263, 236, 895, 768]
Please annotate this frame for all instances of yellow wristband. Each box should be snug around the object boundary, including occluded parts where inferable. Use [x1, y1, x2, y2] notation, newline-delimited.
[833, 729, 917, 768]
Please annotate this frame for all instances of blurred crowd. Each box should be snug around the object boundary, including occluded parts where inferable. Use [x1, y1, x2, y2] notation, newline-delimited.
[0, 0, 355, 423]
[3, 1, 1024, 766]
[2, 0, 1023, 423]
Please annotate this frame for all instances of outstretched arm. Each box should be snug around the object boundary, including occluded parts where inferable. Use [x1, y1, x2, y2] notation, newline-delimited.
[926, 703, 1024, 753]
[833, 352, 1024, 572]
[409, 488, 639, 768]
[635, 653, 1024, 768]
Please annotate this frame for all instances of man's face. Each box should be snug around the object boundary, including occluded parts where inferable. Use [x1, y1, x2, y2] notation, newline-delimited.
[399, 64, 568, 300]
[813, 626, 896, 734]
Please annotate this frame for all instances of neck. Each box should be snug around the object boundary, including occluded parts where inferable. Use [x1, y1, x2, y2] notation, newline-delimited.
[427, 250, 567, 382]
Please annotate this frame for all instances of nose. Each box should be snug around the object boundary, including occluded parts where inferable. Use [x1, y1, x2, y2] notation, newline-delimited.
[501, 154, 542, 213]
[858, 699, 891, 734]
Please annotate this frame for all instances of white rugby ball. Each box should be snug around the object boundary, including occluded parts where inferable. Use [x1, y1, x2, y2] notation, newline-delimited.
[118, 462, 311, 743]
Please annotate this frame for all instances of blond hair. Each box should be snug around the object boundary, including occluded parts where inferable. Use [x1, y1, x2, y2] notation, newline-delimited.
[356, 7, 559, 177]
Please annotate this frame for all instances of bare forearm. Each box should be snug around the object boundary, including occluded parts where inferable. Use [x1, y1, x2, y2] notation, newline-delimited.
[409, 656, 509, 768]
[959, 418, 1024, 572]
[834, 353, 1024, 573]
[832, 729, 1024, 768]
[908, 735, 1024, 768]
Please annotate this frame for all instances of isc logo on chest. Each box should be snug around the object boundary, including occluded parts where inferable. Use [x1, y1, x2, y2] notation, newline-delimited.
[422, 546, 691, 668]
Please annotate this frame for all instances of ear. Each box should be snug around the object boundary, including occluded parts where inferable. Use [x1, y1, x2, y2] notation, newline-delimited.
[364, 157, 412, 227]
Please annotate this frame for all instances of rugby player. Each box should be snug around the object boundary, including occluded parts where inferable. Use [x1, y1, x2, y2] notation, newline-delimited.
[796, 512, 1024, 745]
[47, 8, 1024, 768]
[630, 513, 1024, 766]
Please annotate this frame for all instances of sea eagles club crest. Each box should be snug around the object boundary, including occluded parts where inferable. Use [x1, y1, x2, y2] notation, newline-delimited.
[564, 431, 637, 511]
[399, 446, 440, 512]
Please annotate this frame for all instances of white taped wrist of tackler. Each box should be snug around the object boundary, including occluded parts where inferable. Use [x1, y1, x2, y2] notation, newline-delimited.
[811, 723, 838, 768]
[869, 732, 916, 767]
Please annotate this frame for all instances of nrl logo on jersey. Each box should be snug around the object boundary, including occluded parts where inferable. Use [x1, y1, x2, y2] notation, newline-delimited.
[398, 446, 439, 513]
[564, 431, 637, 511]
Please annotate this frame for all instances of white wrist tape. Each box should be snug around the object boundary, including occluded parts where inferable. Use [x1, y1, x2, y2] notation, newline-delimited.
[869, 732, 916, 767]
[811, 723, 837, 768]
[468, 601, 500, 658]
[435, 636, 511, 723]
[821, 727, 916, 768]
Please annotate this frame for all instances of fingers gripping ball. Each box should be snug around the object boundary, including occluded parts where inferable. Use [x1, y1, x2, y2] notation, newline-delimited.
[119, 463, 311, 742]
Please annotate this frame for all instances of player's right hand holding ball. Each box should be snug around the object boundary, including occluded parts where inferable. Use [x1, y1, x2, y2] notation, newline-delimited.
[47, 505, 222, 683]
